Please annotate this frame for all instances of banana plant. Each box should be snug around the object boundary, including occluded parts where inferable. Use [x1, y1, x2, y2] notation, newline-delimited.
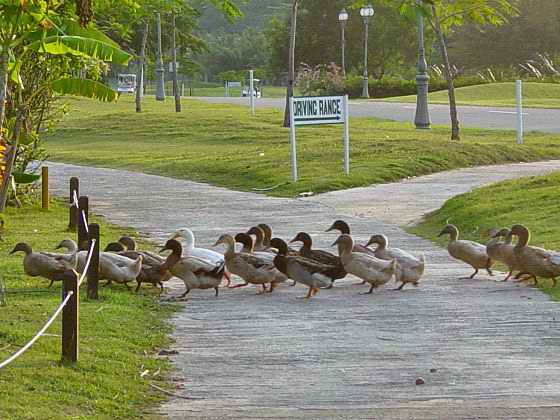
[0, 0, 132, 211]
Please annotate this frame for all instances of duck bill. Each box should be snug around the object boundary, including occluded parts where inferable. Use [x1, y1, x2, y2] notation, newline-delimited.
[159, 246, 170, 254]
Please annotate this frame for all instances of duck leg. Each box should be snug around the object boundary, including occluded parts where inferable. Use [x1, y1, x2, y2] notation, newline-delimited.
[223, 272, 232, 287]
[461, 268, 479, 280]
[360, 284, 376, 295]
[290, 280, 297, 287]
[214, 287, 219, 297]
[268, 282, 277, 293]
[103, 280, 112, 287]
[395, 282, 406, 291]
[257, 284, 267, 295]
[179, 288, 191, 299]
[354, 280, 367, 286]
[48, 280, 54, 288]
[297, 287, 314, 299]
[135, 281, 142, 293]
[500, 271, 513, 282]
[229, 281, 249, 289]
[311, 287, 319, 297]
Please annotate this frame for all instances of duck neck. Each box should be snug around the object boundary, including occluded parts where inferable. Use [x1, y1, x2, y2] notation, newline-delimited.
[516, 229, 530, 248]
[182, 230, 195, 252]
[300, 235, 312, 251]
[223, 238, 237, 258]
[253, 230, 264, 249]
[448, 228, 459, 242]
[164, 250, 181, 269]
[377, 236, 388, 251]
[273, 254, 288, 276]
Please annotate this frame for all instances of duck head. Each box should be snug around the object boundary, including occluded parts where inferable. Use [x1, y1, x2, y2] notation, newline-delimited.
[247, 226, 265, 241]
[10, 243, 32, 255]
[290, 232, 312, 249]
[234, 233, 254, 252]
[104, 242, 126, 252]
[438, 224, 459, 240]
[213, 234, 235, 249]
[55, 239, 78, 253]
[492, 228, 511, 239]
[257, 224, 273, 246]
[511, 224, 530, 247]
[331, 234, 353, 255]
[269, 238, 288, 256]
[160, 239, 183, 256]
[326, 220, 350, 234]
[118, 236, 137, 251]
[365, 234, 388, 249]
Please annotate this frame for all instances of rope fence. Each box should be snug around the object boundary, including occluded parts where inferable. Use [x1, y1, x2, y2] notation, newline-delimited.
[0, 175, 100, 369]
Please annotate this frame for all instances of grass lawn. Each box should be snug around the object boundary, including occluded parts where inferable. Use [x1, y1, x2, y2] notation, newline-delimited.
[381, 82, 560, 108]
[409, 172, 560, 300]
[45, 96, 560, 198]
[0, 199, 178, 419]
[145, 84, 295, 98]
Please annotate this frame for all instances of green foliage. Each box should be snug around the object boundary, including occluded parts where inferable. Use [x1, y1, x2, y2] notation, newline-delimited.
[296, 63, 346, 96]
[44, 96, 560, 198]
[51, 78, 119, 102]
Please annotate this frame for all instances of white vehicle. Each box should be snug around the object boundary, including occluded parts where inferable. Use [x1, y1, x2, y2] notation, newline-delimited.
[117, 74, 137, 93]
[242, 78, 262, 98]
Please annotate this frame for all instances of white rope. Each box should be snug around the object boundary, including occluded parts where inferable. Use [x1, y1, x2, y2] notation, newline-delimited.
[0, 291, 73, 370]
[0, 237, 97, 369]
[72, 191, 79, 208]
[80, 210, 89, 234]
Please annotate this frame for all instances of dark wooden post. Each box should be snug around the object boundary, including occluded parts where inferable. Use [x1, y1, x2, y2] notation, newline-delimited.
[41, 166, 49, 210]
[87, 223, 100, 300]
[68, 177, 79, 231]
[62, 272, 79, 365]
[77, 196, 89, 251]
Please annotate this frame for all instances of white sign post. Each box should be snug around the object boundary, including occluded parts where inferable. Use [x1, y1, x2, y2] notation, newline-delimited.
[289, 95, 350, 182]
[516, 80, 524, 145]
[249, 70, 255, 116]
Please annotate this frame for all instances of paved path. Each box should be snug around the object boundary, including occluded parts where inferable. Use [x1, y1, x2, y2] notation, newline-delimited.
[46, 161, 560, 419]
[197, 96, 560, 133]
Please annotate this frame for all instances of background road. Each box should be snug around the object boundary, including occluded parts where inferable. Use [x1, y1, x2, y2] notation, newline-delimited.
[197, 96, 560, 134]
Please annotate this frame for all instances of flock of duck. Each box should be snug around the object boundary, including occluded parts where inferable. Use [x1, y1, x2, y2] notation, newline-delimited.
[9, 220, 559, 299]
[10, 221, 425, 299]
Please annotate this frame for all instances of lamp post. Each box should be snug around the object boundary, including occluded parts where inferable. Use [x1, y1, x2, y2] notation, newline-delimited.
[155, 12, 166, 101]
[360, 5, 374, 98]
[414, 0, 431, 129]
[338, 8, 349, 77]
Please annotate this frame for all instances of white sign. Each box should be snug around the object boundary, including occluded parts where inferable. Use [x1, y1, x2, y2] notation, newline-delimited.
[227, 81, 242, 88]
[292, 96, 345, 126]
[289, 95, 350, 182]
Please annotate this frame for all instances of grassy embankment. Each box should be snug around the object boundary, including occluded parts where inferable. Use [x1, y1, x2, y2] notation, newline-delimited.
[409, 173, 560, 300]
[382, 82, 560, 108]
[0, 199, 178, 419]
[45, 96, 560, 197]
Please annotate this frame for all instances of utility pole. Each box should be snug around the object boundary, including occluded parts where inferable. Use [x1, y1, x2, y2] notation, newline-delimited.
[155, 12, 165, 101]
[172, 12, 181, 112]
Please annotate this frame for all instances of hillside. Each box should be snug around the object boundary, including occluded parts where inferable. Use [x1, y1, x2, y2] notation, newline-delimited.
[197, 0, 291, 34]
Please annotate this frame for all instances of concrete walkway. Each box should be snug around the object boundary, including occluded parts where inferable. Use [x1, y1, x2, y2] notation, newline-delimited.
[46, 161, 560, 419]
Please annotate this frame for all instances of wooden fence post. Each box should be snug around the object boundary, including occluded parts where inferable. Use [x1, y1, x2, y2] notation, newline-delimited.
[61, 272, 79, 365]
[41, 167, 49, 210]
[87, 223, 100, 300]
[68, 177, 79, 231]
[77, 196, 89, 251]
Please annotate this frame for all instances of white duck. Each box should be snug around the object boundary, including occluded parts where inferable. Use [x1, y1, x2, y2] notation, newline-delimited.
[364, 234, 425, 290]
[161, 239, 225, 298]
[170, 228, 231, 286]
[333, 234, 397, 294]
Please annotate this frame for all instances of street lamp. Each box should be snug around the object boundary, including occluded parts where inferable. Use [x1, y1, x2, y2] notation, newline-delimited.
[338, 8, 349, 77]
[415, 0, 431, 129]
[360, 4, 374, 98]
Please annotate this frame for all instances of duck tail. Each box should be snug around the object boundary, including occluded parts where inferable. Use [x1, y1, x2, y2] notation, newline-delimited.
[212, 262, 226, 279]
[418, 254, 426, 275]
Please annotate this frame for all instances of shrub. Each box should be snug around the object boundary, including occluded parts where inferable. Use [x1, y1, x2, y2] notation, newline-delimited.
[296, 63, 346, 96]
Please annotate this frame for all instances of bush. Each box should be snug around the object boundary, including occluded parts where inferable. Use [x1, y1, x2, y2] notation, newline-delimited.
[296, 63, 346, 96]
[344, 75, 491, 98]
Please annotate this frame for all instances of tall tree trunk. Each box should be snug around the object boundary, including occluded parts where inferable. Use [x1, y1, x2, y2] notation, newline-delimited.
[136, 21, 149, 113]
[172, 12, 181, 113]
[431, 5, 460, 141]
[0, 49, 9, 139]
[0, 108, 24, 212]
[283, 0, 299, 128]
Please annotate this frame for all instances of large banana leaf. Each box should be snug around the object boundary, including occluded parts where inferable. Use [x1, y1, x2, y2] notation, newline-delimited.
[51, 78, 119, 102]
[28, 36, 131, 65]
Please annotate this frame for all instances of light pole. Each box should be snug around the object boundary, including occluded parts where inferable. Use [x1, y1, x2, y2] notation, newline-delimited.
[338, 8, 348, 77]
[415, 0, 431, 129]
[155, 12, 165, 101]
[360, 5, 374, 98]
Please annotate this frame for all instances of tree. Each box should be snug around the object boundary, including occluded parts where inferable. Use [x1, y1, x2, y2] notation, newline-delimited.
[396, 0, 518, 140]
[0, 1, 132, 211]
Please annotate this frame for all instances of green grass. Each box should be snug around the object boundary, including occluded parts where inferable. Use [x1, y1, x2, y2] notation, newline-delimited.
[45, 96, 560, 198]
[381, 82, 560, 108]
[0, 199, 178, 419]
[144, 84, 295, 98]
[409, 172, 560, 299]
